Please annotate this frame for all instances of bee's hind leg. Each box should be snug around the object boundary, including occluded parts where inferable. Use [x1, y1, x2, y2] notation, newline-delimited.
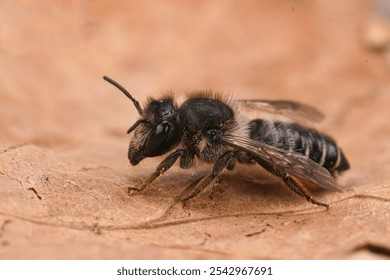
[282, 175, 329, 209]
[181, 150, 237, 206]
[253, 157, 328, 209]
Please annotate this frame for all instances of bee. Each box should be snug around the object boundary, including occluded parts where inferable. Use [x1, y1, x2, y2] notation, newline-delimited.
[103, 76, 350, 208]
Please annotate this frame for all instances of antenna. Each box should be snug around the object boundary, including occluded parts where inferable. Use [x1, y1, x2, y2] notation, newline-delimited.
[103, 76, 143, 115]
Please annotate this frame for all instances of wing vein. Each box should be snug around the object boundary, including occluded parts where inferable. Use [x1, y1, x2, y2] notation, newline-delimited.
[222, 134, 342, 192]
[237, 99, 324, 123]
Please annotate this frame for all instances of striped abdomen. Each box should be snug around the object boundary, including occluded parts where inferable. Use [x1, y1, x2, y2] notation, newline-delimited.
[248, 119, 350, 173]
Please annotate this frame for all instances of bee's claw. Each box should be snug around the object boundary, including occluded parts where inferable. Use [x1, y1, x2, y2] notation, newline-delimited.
[127, 186, 145, 196]
[127, 187, 138, 195]
[181, 198, 190, 208]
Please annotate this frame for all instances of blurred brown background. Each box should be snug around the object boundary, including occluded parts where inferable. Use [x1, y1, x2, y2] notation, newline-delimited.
[0, 0, 389, 259]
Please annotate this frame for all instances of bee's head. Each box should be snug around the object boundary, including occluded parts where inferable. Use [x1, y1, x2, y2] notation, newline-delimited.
[103, 76, 182, 165]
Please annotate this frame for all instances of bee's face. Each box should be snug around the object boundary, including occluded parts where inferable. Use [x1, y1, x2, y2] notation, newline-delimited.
[128, 98, 182, 165]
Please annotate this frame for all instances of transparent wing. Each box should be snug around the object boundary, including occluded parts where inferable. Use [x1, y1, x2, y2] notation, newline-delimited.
[222, 134, 342, 191]
[237, 99, 324, 123]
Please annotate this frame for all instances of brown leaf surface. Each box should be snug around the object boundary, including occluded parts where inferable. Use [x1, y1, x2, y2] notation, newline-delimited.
[1, 0, 390, 259]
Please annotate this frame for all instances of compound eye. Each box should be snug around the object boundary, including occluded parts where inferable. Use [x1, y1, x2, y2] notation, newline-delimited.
[144, 121, 181, 157]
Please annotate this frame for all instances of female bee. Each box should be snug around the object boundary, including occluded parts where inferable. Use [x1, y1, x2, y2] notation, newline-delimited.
[103, 76, 349, 208]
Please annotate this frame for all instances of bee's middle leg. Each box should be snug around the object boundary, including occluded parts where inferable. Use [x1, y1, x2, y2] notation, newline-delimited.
[181, 150, 237, 206]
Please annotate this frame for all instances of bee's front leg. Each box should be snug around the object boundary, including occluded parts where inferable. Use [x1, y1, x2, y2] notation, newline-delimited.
[128, 149, 189, 195]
